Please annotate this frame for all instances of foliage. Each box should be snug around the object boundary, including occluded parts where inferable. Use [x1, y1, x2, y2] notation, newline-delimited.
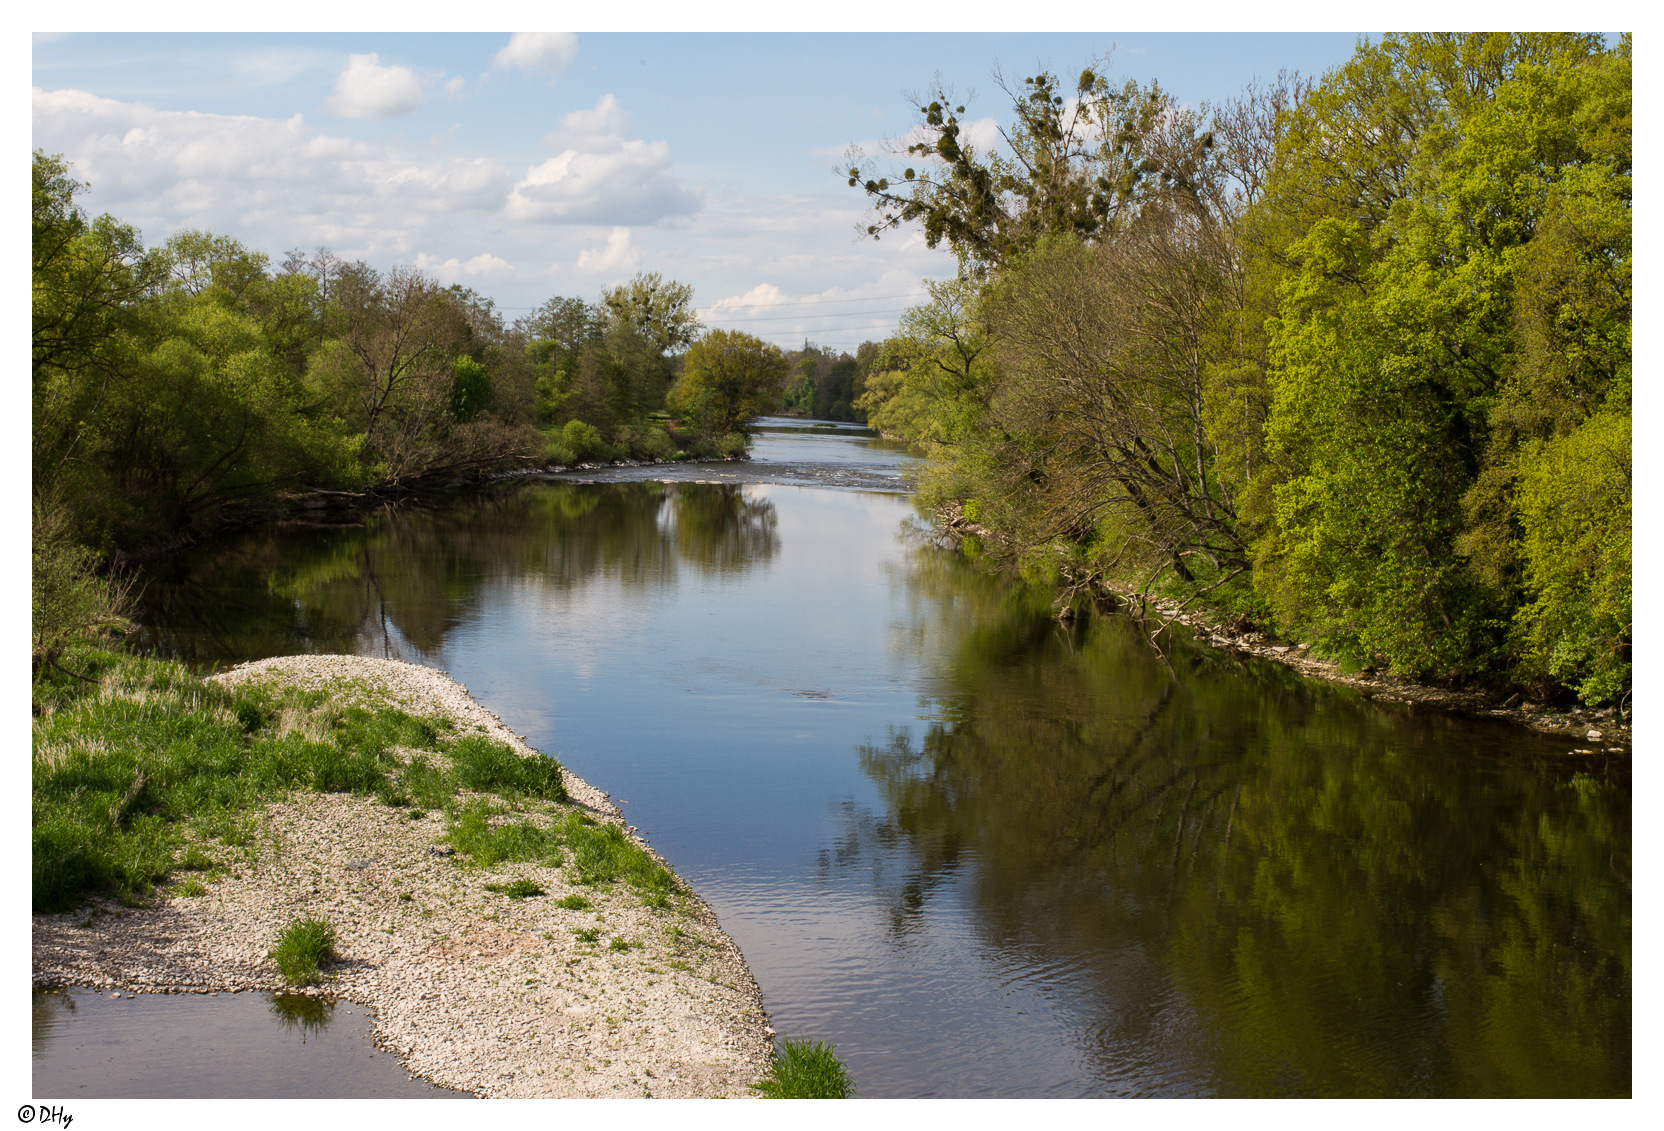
[32, 495, 133, 676]
[668, 329, 789, 436]
[752, 1038, 855, 1098]
[858, 36, 1630, 703]
[270, 915, 337, 985]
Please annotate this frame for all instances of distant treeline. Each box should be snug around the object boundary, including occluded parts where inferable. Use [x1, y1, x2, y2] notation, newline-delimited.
[32, 152, 822, 556]
[849, 33, 1630, 706]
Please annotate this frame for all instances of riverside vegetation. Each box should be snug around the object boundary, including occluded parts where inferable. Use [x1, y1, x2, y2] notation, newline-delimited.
[845, 33, 1630, 710]
[28, 648, 701, 915]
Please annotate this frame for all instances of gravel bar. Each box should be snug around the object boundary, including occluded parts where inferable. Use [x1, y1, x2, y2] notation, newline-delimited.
[31, 654, 775, 1098]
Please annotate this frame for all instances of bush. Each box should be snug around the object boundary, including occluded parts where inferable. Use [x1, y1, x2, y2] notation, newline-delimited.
[718, 431, 749, 458]
[634, 426, 677, 461]
[562, 420, 604, 462]
[32, 496, 133, 678]
[752, 1038, 855, 1098]
[270, 915, 337, 985]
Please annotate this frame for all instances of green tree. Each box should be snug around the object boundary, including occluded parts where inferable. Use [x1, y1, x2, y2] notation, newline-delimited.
[667, 330, 788, 437]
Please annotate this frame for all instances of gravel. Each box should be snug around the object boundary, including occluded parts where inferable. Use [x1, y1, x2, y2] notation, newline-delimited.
[31, 654, 773, 1098]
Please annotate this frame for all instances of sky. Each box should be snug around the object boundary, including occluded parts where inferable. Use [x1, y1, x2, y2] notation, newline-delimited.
[31, 31, 1369, 351]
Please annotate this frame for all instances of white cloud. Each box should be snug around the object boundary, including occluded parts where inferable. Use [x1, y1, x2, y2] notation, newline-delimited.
[326, 53, 425, 120]
[491, 33, 579, 84]
[544, 93, 632, 149]
[415, 251, 514, 282]
[574, 228, 637, 274]
[818, 116, 1005, 162]
[444, 76, 465, 97]
[506, 95, 699, 226]
[33, 86, 513, 256]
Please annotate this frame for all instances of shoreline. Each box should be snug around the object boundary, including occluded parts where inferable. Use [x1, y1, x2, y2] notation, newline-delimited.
[934, 504, 1630, 755]
[1135, 594, 1632, 755]
[31, 655, 775, 1098]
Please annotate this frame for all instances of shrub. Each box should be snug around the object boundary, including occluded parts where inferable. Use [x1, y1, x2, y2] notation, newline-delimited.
[752, 1038, 855, 1098]
[270, 915, 337, 985]
[562, 420, 604, 463]
[32, 495, 133, 679]
[718, 431, 749, 458]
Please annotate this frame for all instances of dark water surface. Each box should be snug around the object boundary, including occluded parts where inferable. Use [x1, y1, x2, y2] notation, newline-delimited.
[127, 420, 1630, 1098]
[32, 987, 468, 1098]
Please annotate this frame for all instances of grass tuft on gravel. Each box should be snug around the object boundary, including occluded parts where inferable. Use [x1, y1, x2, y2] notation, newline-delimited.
[270, 914, 337, 985]
[752, 1038, 855, 1099]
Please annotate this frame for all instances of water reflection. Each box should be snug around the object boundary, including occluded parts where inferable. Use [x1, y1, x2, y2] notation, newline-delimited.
[839, 543, 1631, 1096]
[137, 482, 778, 666]
[267, 993, 335, 1040]
[125, 452, 1630, 1098]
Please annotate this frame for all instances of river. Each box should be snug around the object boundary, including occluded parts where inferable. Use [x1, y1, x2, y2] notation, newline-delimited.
[119, 418, 1630, 1098]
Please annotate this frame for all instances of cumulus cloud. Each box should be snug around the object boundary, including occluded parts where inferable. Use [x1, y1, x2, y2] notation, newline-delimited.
[506, 95, 699, 226]
[492, 33, 579, 84]
[415, 251, 514, 282]
[574, 227, 637, 273]
[326, 53, 425, 120]
[33, 86, 513, 255]
[543, 93, 632, 149]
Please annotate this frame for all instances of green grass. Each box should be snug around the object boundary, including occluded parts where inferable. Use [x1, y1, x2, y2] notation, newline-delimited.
[270, 915, 337, 985]
[31, 651, 574, 911]
[573, 927, 601, 943]
[444, 801, 565, 868]
[449, 734, 567, 802]
[608, 936, 633, 951]
[484, 879, 545, 899]
[560, 811, 677, 896]
[752, 1038, 855, 1098]
[555, 894, 592, 911]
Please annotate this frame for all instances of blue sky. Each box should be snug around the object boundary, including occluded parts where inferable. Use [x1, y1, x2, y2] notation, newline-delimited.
[34, 32, 1366, 351]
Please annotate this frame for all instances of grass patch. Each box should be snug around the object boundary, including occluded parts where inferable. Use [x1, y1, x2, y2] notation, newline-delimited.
[444, 801, 565, 868]
[752, 1038, 855, 1099]
[31, 651, 574, 912]
[484, 879, 545, 899]
[449, 734, 567, 802]
[270, 915, 336, 985]
[573, 927, 601, 943]
[174, 878, 207, 898]
[32, 652, 445, 911]
[560, 812, 676, 896]
[608, 936, 634, 952]
[555, 894, 591, 911]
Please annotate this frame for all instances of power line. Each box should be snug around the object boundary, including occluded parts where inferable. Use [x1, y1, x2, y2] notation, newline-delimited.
[702, 308, 911, 325]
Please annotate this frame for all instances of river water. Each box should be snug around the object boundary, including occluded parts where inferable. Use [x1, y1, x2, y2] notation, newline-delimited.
[124, 419, 1630, 1098]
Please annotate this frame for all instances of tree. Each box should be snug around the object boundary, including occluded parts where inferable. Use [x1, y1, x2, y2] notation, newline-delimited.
[846, 64, 1208, 274]
[600, 272, 702, 354]
[1250, 33, 1626, 681]
[32, 150, 158, 495]
[668, 330, 788, 437]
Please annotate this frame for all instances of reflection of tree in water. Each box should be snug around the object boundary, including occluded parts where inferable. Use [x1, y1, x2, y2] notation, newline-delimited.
[267, 992, 335, 1040]
[833, 544, 1631, 1096]
[134, 481, 779, 666]
[663, 484, 780, 575]
[31, 987, 76, 1056]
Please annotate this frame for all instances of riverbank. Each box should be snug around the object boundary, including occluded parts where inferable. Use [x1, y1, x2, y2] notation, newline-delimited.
[31, 655, 774, 1098]
[933, 503, 1630, 755]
